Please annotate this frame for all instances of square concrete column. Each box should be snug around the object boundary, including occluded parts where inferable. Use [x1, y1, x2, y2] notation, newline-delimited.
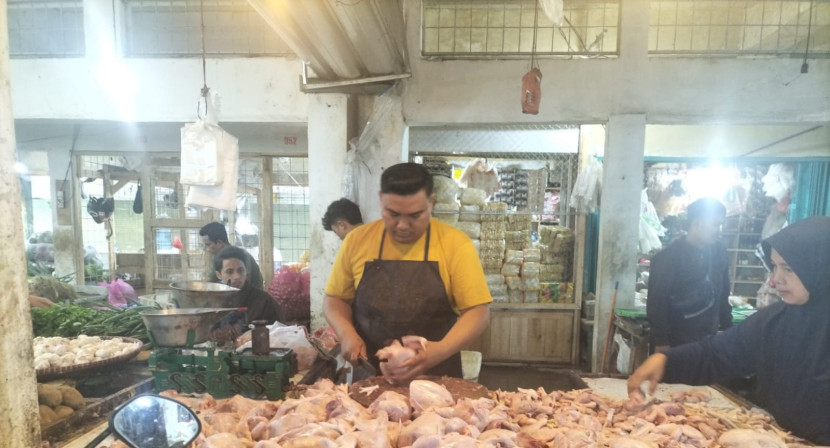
[0, 4, 42, 446]
[308, 93, 354, 331]
[592, 114, 646, 373]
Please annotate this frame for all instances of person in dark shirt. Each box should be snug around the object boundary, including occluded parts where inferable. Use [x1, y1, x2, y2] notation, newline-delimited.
[628, 217, 830, 444]
[211, 246, 284, 341]
[322, 198, 363, 241]
[646, 198, 732, 352]
[200, 222, 264, 289]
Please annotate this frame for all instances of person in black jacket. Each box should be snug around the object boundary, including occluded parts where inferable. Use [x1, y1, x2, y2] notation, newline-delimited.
[628, 216, 830, 444]
[647, 198, 732, 352]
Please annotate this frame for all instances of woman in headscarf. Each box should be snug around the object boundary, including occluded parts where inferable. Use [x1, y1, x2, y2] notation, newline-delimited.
[627, 216, 830, 444]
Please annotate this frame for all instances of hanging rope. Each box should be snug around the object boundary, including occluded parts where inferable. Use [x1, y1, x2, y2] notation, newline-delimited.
[801, 0, 815, 73]
[197, 0, 210, 118]
[530, 0, 540, 70]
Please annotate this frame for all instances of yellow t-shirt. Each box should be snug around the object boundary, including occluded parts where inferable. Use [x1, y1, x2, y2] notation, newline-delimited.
[325, 218, 492, 312]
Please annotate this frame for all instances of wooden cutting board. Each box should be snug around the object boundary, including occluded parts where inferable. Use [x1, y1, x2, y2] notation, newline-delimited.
[349, 375, 489, 408]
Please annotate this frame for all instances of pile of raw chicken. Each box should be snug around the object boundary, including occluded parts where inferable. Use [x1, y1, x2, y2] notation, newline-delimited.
[104, 379, 809, 448]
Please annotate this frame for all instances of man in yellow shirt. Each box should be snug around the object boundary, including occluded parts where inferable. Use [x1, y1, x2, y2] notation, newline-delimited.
[324, 163, 492, 384]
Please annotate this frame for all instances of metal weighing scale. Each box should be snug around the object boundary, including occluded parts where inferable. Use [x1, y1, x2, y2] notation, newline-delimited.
[140, 283, 297, 400]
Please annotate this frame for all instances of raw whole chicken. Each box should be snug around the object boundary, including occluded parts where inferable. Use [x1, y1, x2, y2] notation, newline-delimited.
[409, 380, 454, 415]
[369, 390, 411, 422]
[718, 429, 788, 448]
[166, 382, 799, 448]
[376, 336, 427, 384]
[397, 412, 446, 447]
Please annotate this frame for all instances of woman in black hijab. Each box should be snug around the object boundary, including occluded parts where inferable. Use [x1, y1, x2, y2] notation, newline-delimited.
[627, 216, 830, 444]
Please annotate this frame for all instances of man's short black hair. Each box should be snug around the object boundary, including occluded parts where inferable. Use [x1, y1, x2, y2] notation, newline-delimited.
[199, 222, 230, 244]
[380, 163, 434, 197]
[213, 245, 250, 274]
[686, 198, 727, 223]
[322, 198, 363, 231]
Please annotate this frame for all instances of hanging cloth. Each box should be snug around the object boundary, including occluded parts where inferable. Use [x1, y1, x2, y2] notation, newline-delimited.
[133, 182, 143, 214]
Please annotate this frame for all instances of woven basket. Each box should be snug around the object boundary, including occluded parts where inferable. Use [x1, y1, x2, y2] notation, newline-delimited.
[35, 336, 144, 381]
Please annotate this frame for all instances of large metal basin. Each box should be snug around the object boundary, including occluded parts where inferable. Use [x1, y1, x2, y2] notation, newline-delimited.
[169, 281, 240, 309]
[141, 308, 238, 347]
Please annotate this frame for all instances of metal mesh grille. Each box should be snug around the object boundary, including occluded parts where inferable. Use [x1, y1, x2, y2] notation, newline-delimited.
[272, 157, 310, 267]
[123, 0, 295, 56]
[78, 155, 144, 283]
[422, 0, 620, 57]
[236, 158, 264, 269]
[411, 152, 580, 226]
[7, 0, 85, 58]
[649, 0, 830, 56]
[149, 158, 213, 286]
[154, 227, 206, 282]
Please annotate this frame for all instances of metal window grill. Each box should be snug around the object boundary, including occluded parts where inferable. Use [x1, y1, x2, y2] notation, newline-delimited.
[78, 155, 144, 283]
[149, 159, 214, 285]
[649, 0, 830, 57]
[154, 227, 207, 282]
[236, 157, 264, 270]
[7, 0, 85, 58]
[123, 0, 295, 56]
[272, 157, 310, 267]
[422, 0, 620, 57]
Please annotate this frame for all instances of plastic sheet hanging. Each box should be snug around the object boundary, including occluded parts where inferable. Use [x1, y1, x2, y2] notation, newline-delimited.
[342, 89, 399, 203]
[539, 0, 565, 26]
[639, 188, 666, 254]
[570, 158, 603, 214]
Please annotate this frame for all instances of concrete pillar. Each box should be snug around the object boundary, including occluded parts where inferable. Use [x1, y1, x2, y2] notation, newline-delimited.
[0, 3, 42, 446]
[308, 94, 353, 331]
[352, 89, 408, 222]
[592, 114, 646, 373]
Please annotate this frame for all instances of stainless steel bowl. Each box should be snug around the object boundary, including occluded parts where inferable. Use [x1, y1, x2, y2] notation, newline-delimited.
[140, 308, 238, 347]
[169, 281, 241, 309]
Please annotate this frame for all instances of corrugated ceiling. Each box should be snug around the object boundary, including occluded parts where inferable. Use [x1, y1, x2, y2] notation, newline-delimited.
[246, 0, 408, 81]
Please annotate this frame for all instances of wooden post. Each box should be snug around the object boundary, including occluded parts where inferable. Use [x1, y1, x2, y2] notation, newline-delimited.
[260, 157, 274, 288]
[0, 2, 42, 445]
[103, 170, 117, 281]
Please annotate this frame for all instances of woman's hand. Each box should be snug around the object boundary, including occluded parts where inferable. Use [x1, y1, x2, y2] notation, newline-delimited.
[627, 353, 668, 403]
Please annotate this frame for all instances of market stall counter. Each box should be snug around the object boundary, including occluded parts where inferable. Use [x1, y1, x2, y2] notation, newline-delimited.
[63, 368, 813, 448]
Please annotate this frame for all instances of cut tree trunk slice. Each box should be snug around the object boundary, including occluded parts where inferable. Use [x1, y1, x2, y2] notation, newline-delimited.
[349, 375, 489, 408]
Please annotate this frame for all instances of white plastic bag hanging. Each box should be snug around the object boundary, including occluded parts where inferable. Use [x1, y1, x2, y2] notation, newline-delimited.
[185, 129, 239, 211]
[180, 120, 224, 186]
[614, 333, 632, 375]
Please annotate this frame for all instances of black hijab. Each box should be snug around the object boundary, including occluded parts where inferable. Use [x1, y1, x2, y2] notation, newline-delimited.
[757, 216, 830, 443]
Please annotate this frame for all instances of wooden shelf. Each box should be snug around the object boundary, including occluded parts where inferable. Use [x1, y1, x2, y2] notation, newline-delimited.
[490, 302, 579, 310]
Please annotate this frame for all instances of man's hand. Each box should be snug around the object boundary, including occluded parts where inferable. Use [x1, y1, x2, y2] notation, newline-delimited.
[627, 353, 668, 403]
[323, 294, 366, 363]
[340, 332, 367, 364]
[385, 340, 449, 384]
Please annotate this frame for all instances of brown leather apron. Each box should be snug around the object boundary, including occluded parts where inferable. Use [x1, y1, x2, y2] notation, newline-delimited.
[352, 226, 462, 377]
